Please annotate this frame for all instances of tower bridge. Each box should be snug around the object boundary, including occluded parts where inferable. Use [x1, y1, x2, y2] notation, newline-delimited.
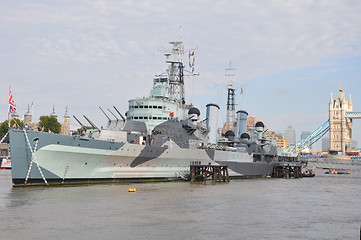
[346, 112, 361, 119]
[284, 87, 359, 154]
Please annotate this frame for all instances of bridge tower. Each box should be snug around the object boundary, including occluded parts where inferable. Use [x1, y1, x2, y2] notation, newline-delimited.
[329, 87, 353, 154]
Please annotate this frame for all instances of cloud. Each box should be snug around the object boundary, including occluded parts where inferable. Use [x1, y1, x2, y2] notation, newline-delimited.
[1, 0, 361, 146]
[276, 88, 293, 93]
[314, 69, 340, 75]
[3, 0, 361, 74]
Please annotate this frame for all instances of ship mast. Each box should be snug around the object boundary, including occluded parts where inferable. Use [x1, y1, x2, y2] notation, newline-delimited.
[225, 61, 236, 131]
[161, 41, 198, 109]
[167, 41, 185, 108]
[226, 81, 236, 126]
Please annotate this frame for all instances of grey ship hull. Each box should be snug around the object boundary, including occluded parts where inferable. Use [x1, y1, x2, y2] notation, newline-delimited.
[9, 129, 274, 186]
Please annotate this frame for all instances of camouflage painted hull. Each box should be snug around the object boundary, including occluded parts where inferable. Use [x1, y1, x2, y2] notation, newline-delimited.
[9, 129, 274, 186]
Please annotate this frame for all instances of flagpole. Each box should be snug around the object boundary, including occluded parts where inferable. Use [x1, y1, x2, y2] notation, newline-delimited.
[8, 86, 10, 128]
[7, 85, 17, 128]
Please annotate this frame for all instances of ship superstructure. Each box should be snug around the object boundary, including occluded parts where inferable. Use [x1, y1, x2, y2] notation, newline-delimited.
[126, 41, 196, 132]
[8, 41, 297, 186]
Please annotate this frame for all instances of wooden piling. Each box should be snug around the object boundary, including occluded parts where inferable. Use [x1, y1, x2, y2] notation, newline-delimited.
[273, 163, 302, 179]
[190, 164, 229, 183]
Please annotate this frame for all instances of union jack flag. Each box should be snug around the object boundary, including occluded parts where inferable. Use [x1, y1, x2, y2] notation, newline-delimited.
[8, 89, 16, 113]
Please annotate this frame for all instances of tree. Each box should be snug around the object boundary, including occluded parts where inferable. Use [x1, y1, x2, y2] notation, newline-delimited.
[0, 121, 8, 139]
[0, 119, 25, 141]
[39, 116, 61, 133]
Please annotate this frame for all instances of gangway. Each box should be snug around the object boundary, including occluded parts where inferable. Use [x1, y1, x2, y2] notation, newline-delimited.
[283, 120, 330, 154]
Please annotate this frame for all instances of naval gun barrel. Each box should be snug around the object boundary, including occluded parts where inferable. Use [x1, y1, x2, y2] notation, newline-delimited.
[73, 115, 86, 128]
[83, 115, 100, 131]
[99, 106, 111, 121]
[107, 109, 119, 121]
[113, 106, 126, 122]
[201, 118, 208, 122]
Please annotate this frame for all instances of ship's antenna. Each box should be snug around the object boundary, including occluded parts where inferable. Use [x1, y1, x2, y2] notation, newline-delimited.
[179, 25, 182, 41]
[237, 82, 248, 110]
[161, 41, 199, 108]
[225, 61, 236, 77]
[166, 41, 185, 108]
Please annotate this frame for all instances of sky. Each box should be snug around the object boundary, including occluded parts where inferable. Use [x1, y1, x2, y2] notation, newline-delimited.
[1, 0, 361, 151]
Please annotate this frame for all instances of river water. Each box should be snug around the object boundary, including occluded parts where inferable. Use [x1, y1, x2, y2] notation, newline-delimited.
[0, 169, 360, 240]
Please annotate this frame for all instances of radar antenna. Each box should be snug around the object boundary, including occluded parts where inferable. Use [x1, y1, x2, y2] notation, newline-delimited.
[158, 41, 198, 108]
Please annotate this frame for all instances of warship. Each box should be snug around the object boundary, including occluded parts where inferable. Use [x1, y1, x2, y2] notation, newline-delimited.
[9, 41, 297, 186]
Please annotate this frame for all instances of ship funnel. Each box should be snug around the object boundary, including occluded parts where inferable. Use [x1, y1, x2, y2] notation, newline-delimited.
[236, 110, 248, 139]
[206, 103, 220, 145]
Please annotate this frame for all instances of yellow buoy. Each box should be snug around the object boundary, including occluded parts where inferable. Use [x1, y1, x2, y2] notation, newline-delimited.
[128, 188, 136, 192]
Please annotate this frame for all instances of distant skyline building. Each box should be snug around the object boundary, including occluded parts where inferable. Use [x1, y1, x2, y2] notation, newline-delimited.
[61, 107, 71, 135]
[284, 125, 296, 146]
[267, 131, 288, 148]
[301, 131, 312, 149]
[246, 116, 259, 131]
[352, 140, 358, 149]
[24, 105, 33, 127]
[10, 110, 19, 121]
[322, 137, 329, 152]
[9, 105, 71, 136]
[50, 105, 58, 119]
[300, 131, 311, 140]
